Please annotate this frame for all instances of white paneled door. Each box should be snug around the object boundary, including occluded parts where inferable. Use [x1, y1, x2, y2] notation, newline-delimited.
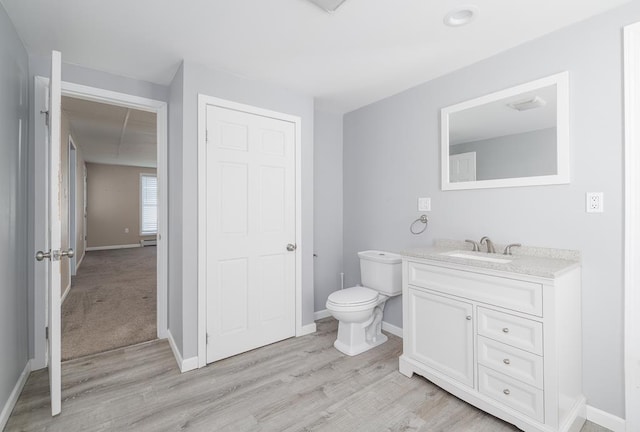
[36, 50, 64, 415]
[205, 104, 296, 363]
[449, 151, 477, 182]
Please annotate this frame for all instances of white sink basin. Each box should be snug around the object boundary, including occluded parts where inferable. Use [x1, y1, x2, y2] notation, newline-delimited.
[441, 251, 512, 264]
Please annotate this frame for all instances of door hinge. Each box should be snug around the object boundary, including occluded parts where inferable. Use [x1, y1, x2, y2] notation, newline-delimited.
[45, 326, 49, 340]
[41, 109, 49, 127]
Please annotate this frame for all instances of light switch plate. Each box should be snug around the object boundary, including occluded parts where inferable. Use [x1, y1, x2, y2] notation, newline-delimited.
[418, 197, 431, 212]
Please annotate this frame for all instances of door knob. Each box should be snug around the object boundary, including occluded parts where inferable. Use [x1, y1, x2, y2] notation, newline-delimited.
[35, 250, 51, 261]
[286, 243, 297, 252]
[36, 248, 74, 261]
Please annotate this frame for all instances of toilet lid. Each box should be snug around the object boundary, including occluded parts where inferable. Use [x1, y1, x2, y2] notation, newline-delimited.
[327, 286, 378, 307]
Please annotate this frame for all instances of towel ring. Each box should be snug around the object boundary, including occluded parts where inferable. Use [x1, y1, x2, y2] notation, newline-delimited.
[410, 215, 429, 235]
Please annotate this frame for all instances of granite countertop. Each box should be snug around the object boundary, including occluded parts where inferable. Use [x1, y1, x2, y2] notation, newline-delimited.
[400, 239, 581, 279]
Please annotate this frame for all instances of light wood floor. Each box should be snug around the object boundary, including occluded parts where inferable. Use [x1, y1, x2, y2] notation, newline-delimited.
[7, 319, 609, 432]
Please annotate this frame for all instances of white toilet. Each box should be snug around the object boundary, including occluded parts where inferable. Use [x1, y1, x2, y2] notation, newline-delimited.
[326, 250, 402, 356]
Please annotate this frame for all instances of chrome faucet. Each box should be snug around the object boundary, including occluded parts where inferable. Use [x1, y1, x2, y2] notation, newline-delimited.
[480, 236, 496, 254]
[465, 239, 480, 252]
[503, 243, 522, 255]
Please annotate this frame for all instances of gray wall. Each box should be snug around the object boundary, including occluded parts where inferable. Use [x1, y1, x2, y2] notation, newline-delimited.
[0, 1, 29, 422]
[313, 109, 344, 311]
[450, 127, 557, 180]
[169, 60, 315, 359]
[343, 1, 640, 418]
[29, 55, 169, 103]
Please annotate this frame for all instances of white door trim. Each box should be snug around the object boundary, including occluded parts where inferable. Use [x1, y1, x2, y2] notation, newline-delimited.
[197, 95, 303, 368]
[31, 78, 169, 369]
[68, 136, 77, 278]
[624, 21, 640, 432]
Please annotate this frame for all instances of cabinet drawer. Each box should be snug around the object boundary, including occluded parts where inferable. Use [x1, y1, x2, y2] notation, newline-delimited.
[478, 336, 544, 389]
[478, 308, 543, 355]
[478, 365, 544, 422]
[407, 261, 542, 316]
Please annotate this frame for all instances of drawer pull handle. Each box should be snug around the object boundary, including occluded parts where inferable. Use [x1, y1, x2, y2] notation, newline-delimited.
[503, 358, 511, 365]
[466, 315, 472, 321]
[502, 327, 510, 333]
[503, 389, 511, 395]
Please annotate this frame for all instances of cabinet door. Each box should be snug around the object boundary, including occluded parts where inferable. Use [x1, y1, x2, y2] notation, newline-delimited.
[407, 288, 474, 387]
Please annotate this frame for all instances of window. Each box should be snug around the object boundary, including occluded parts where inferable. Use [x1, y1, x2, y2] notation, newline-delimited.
[140, 174, 158, 235]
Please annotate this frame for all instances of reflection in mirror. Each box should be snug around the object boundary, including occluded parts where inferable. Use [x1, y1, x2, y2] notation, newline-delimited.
[441, 72, 569, 190]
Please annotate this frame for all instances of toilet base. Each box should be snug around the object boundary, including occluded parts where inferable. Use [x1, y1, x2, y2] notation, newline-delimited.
[334, 332, 388, 356]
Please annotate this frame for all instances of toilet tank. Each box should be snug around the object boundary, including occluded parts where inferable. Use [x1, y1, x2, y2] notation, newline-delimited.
[358, 250, 403, 296]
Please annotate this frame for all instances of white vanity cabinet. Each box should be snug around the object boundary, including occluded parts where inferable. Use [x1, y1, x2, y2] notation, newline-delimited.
[406, 288, 474, 387]
[399, 257, 584, 432]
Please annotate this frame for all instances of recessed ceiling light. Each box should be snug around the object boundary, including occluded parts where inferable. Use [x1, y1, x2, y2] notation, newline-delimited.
[443, 5, 478, 27]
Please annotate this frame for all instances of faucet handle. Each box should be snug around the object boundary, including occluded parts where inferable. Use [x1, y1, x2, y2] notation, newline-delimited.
[465, 239, 480, 252]
[503, 243, 522, 255]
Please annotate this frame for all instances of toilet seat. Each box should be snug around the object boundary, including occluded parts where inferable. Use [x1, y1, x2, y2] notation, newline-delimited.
[326, 286, 379, 312]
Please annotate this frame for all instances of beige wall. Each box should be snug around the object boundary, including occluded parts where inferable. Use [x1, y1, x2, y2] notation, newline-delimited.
[60, 111, 87, 294]
[86, 163, 156, 248]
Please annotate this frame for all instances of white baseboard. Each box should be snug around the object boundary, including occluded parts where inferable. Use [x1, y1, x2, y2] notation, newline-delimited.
[586, 405, 625, 432]
[181, 356, 199, 372]
[299, 323, 317, 336]
[167, 330, 198, 373]
[86, 244, 141, 251]
[0, 361, 31, 430]
[314, 309, 404, 338]
[382, 321, 403, 338]
[61, 282, 72, 304]
[29, 355, 46, 371]
[314, 309, 332, 320]
[75, 250, 85, 272]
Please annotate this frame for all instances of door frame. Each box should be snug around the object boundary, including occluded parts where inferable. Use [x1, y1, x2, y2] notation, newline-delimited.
[68, 135, 77, 278]
[31, 77, 169, 369]
[624, 21, 640, 432]
[196, 95, 303, 368]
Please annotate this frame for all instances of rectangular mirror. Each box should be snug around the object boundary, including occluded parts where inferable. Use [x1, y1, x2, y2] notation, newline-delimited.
[441, 72, 569, 190]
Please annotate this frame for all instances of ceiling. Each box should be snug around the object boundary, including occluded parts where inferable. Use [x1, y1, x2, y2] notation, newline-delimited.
[62, 97, 157, 168]
[450, 84, 557, 145]
[1, 0, 631, 113]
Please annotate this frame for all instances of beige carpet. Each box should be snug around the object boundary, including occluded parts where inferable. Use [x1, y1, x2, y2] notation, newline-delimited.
[62, 246, 157, 361]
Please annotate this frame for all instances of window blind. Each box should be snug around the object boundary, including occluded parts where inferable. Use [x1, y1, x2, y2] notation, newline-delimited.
[141, 174, 158, 235]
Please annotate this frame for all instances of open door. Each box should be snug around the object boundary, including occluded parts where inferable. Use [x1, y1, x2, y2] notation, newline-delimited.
[35, 50, 72, 416]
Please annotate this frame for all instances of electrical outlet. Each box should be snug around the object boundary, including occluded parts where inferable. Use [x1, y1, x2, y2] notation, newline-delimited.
[418, 197, 431, 212]
[586, 192, 603, 213]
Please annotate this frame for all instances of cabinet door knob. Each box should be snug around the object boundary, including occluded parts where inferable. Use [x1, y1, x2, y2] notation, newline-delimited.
[503, 389, 511, 395]
[503, 358, 511, 365]
[502, 327, 510, 333]
[466, 315, 472, 321]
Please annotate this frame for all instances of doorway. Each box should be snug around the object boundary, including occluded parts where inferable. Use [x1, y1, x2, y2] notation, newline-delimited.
[60, 96, 159, 360]
[31, 77, 168, 370]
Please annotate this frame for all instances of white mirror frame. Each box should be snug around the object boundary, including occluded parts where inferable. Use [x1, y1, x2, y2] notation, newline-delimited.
[441, 72, 570, 191]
